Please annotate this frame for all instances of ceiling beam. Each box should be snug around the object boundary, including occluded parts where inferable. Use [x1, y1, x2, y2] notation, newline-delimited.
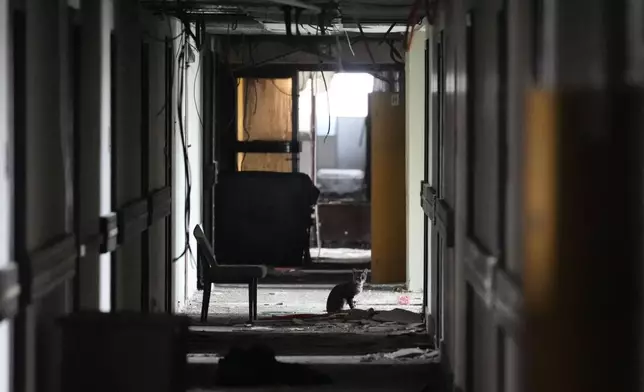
[265, 0, 322, 12]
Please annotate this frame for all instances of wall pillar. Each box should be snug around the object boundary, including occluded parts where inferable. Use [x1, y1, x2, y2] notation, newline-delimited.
[405, 26, 427, 292]
[0, 1, 14, 391]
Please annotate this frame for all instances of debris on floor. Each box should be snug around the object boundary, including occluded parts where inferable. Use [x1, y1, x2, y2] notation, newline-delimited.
[345, 308, 376, 320]
[360, 348, 440, 363]
[372, 308, 423, 324]
[224, 307, 428, 337]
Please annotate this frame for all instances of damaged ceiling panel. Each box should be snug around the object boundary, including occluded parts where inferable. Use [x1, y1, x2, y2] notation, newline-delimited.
[142, 0, 418, 65]
[223, 35, 406, 66]
[142, 0, 418, 36]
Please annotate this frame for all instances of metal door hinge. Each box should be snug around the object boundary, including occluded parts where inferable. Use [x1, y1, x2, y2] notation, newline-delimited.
[0, 262, 20, 321]
[100, 213, 119, 254]
[205, 161, 218, 188]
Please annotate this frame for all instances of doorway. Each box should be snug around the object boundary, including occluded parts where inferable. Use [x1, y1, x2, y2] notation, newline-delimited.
[298, 72, 373, 271]
[235, 77, 298, 173]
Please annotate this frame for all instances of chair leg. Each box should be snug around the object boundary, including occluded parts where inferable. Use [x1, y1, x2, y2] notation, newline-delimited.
[252, 278, 258, 320]
[247, 281, 255, 324]
[201, 282, 211, 323]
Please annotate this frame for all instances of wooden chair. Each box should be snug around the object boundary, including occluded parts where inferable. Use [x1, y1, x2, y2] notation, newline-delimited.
[193, 225, 267, 323]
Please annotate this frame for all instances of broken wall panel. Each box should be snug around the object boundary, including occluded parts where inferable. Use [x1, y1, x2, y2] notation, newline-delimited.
[236, 78, 293, 172]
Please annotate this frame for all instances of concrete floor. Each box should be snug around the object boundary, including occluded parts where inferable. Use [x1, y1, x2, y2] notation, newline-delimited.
[183, 284, 422, 323]
[182, 285, 438, 391]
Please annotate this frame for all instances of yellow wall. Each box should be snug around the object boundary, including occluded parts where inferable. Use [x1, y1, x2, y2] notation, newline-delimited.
[370, 92, 407, 284]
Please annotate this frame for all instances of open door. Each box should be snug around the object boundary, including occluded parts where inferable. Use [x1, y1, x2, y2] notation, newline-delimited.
[235, 76, 299, 173]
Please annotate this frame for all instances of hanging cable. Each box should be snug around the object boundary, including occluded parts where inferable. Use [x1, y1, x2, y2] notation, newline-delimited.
[240, 78, 253, 171]
[357, 22, 376, 65]
[295, 8, 302, 35]
[283, 6, 293, 36]
[403, 0, 423, 52]
[270, 79, 293, 96]
[173, 31, 195, 265]
[378, 22, 397, 46]
[320, 70, 331, 142]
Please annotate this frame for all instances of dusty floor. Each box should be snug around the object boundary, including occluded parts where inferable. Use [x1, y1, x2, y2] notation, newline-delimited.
[182, 285, 438, 391]
[183, 284, 423, 325]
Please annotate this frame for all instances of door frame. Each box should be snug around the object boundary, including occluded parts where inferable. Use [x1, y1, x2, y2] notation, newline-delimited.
[231, 69, 301, 173]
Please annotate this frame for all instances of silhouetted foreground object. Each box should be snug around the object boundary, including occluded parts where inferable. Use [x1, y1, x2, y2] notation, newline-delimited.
[418, 363, 449, 392]
[216, 344, 332, 386]
[60, 312, 190, 392]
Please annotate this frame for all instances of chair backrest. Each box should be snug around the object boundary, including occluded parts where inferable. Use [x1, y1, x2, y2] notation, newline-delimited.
[214, 171, 320, 267]
[193, 225, 218, 269]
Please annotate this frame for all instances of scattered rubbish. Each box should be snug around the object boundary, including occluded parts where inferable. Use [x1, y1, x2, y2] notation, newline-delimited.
[360, 353, 386, 362]
[250, 326, 273, 331]
[387, 347, 436, 360]
[360, 348, 439, 363]
[398, 295, 411, 305]
[344, 308, 374, 321]
[367, 326, 397, 333]
[386, 329, 419, 336]
[266, 313, 328, 320]
[233, 325, 274, 332]
[372, 308, 423, 324]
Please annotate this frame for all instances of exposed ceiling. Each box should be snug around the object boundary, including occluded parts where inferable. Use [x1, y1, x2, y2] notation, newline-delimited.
[142, 0, 418, 36]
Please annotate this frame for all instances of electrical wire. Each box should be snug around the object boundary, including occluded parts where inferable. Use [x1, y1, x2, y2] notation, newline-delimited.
[378, 23, 397, 46]
[344, 29, 355, 56]
[154, 20, 186, 118]
[404, 0, 423, 52]
[193, 46, 204, 136]
[143, 26, 184, 44]
[239, 78, 253, 171]
[357, 22, 376, 64]
[387, 39, 405, 64]
[248, 44, 259, 115]
[173, 31, 195, 265]
[312, 29, 332, 143]
[270, 79, 293, 96]
[320, 70, 331, 142]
